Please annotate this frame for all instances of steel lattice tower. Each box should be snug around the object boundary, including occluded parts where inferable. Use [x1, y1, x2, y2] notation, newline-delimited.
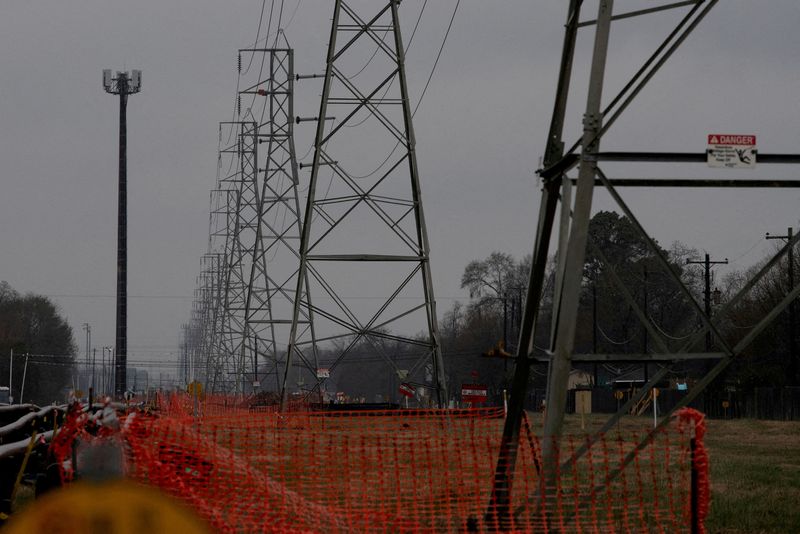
[238, 43, 319, 396]
[283, 1, 447, 407]
[190, 126, 253, 395]
[198, 251, 226, 391]
[488, 1, 800, 528]
[216, 121, 259, 395]
[201, 183, 237, 392]
[186, 130, 248, 394]
[189, 43, 317, 397]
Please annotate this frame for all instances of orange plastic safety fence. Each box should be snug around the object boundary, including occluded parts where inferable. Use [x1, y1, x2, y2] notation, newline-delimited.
[52, 402, 708, 533]
[156, 392, 305, 418]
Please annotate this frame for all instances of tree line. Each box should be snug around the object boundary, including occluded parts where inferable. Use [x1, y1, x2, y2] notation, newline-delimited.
[253, 210, 798, 404]
[0, 281, 76, 404]
[441, 211, 799, 399]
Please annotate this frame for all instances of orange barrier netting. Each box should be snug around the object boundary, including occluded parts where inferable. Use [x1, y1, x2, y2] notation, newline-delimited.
[51, 400, 709, 532]
[154, 392, 304, 417]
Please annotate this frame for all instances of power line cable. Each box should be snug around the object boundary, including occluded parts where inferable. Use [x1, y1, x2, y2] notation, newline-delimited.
[344, 0, 461, 180]
[284, 0, 302, 31]
[647, 314, 695, 340]
[343, 0, 428, 129]
[241, 0, 269, 75]
[597, 324, 635, 346]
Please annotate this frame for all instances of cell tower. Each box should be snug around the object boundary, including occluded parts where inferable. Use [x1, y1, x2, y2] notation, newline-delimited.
[283, 1, 447, 407]
[489, 0, 800, 527]
[102, 68, 141, 398]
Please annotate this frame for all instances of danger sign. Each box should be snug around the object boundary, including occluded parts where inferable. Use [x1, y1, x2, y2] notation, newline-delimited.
[707, 133, 756, 168]
[461, 384, 488, 403]
[399, 382, 415, 398]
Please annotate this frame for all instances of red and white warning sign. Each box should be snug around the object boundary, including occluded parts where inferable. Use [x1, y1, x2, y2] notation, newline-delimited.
[707, 134, 756, 168]
[461, 384, 488, 403]
[399, 382, 415, 398]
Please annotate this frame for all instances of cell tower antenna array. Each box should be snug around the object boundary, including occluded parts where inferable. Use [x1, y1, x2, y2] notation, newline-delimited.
[103, 68, 141, 399]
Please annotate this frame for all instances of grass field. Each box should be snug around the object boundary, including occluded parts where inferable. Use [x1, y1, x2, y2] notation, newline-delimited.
[526, 413, 800, 534]
[703, 418, 800, 534]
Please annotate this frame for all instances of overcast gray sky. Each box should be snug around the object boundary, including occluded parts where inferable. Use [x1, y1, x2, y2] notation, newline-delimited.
[1, 1, 798, 378]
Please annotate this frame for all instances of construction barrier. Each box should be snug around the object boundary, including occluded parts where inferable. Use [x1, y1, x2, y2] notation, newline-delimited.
[49, 399, 709, 532]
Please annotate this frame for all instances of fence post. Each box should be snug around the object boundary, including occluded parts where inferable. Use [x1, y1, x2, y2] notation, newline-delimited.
[690, 437, 699, 534]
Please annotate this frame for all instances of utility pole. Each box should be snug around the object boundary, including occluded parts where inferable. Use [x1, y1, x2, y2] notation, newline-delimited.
[592, 278, 599, 386]
[253, 336, 258, 390]
[643, 267, 649, 383]
[103, 69, 141, 399]
[82, 323, 91, 392]
[687, 254, 728, 350]
[102, 346, 113, 396]
[20, 354, 29, 404]
[767, 228, 797, 384]
[92, 348, 96, 390]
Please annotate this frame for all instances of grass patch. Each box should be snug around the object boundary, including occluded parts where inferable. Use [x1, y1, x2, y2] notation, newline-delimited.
[703, 418, 800, 533]
[538, 414, 800, 533]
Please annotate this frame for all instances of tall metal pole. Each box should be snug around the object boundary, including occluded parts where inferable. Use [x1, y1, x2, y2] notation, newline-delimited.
[104, 69, 140, 399]
[116, 81, 128, 398]
[539, 4, 614, 524]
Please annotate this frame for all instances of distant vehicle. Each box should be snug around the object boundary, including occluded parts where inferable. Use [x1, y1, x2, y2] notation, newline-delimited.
[0, 386, 10, 405]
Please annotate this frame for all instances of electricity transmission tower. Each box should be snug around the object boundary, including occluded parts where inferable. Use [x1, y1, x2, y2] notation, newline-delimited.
[238, 43, 319, 396]
[487, 0, 800, 528]
[102, 69, 141, 399]
[283, 0, 447, 407]
[187, 42, 315, 397]
[186, 129, 251, 395]
[196, 251, 226, 391]
[215, 119, 258, 395]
